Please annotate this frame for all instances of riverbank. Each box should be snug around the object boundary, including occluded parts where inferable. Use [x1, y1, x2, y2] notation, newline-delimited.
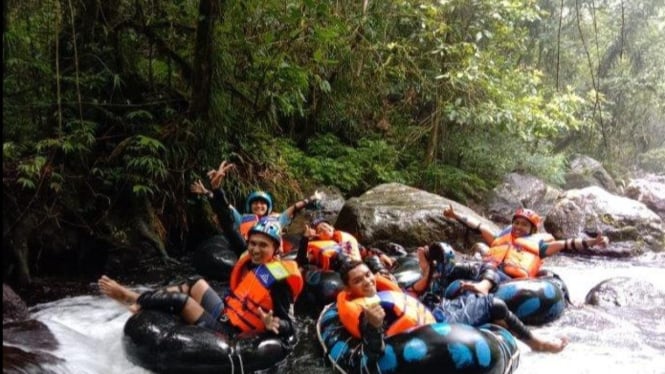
[13, 252, 198, 307]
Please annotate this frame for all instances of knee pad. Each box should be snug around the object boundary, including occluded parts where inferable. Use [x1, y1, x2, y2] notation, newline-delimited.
[181, 275, 205, 295]
[489, 298, 510, 320]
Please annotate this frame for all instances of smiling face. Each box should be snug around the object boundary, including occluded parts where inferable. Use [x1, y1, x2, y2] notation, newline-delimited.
[250, 199, 269, 216]
[344, 263, 377, 298]
[247, 232, 277, 264]
[511, 217, 534, 237]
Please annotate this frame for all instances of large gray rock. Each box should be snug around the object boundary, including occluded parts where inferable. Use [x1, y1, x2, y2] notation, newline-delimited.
[486, 173, 562, 225]
[585, 277, 665, 308]
[286, 186, 346, 236]
[584, 276, 665, 350]
[3, 319, 61, 371]
[3, 284, 62, 372]
[624, 174, 665, 221]
[564, 154, 617, 193]
[334, 183, 498, 252]
[3, 284, 29, 323]
[545, 186, 664, 255]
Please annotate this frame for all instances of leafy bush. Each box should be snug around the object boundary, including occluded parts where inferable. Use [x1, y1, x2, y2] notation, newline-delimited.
[414, 163, 488, 204]
[283, 134, 405, 196]
[638, 147, 665, 174]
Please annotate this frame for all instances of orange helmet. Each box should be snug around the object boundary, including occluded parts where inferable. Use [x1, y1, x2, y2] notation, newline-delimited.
[512, 208, 541, 231]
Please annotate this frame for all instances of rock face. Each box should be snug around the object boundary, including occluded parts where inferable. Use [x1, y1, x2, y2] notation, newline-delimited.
[286, 186, 346, 236]
[3, 319, 62, 371]
[624, 173, 665, 221]
[545, 186, 664, 255]
[486, 173, 562, 225]
[585, 277, 665, 308]
[3, 283, 62, 371]
[3, 284, 29, 323]
[334, 183, 498, 252]
[564, 154, 618, 193]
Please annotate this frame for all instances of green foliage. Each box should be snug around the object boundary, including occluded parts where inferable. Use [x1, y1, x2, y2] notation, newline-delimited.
[121, 135, 168, 197]
[415, 163, 489, 204]
[16, 156, 46, 190]
[284, 134, 404, 195]
[638, 148, 665, 174]
[3, 0, 664, 281]
[36, 120, 98, 155]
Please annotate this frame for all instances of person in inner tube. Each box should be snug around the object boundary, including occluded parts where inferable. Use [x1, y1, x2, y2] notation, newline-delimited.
[443, 204, 610, 281]
[407, 242, 500, 306]
[340, 259, 568, 361]
[99, 217, 303, 338]
[190, 159, 322, 245]
[297, 218, 396, 281]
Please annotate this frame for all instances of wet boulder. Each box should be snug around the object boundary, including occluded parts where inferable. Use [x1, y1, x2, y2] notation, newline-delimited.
[585, 276, 665, 333]
[3, 316, 62, 371]
[486, 173, 562, 225]
[334, 183, 498, 253]
[585, 277, 665, 309]
[286, 186, 346, 236]
[545, 186, 664, 256]
[3, 284, 29, 323]
[564, 154, 618, 193]
[624, 173, 665, 221]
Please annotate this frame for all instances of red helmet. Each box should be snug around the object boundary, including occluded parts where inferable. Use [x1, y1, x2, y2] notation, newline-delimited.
[512, 208, 541, 231]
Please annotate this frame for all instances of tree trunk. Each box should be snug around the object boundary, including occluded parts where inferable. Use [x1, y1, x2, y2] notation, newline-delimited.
[189, 0, 221, 119]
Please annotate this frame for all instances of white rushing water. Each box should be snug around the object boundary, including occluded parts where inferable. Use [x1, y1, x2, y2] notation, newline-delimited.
[515, 253, 665, 374]
[25, 253, 665, 374]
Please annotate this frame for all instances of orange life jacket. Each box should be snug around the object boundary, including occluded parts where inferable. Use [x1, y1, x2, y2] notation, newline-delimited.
[238, 214, 260, 239]
[331, 231, 362, 261]
[337, 275, 435, 338]
[486, 230, 555, 279]
[307, 240, 343, 270]
[224, 254, 304, 332]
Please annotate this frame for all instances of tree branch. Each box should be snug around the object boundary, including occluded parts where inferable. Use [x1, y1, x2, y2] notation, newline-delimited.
[113, 20, 193, 82]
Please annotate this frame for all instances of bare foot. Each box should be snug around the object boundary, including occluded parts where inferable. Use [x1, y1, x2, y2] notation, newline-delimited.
[98, 275, 139, 306]
[527, 335, 569, 353]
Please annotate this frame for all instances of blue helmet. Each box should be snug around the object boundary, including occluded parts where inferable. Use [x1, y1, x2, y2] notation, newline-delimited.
[248, 217, 282, 248]
[429, 242, 456, 282]
[245, 191, 273, 215]
[427, 242, 455, 265]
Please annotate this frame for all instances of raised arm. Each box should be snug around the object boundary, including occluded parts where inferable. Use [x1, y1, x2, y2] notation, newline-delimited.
[204, 161, 247, 253]
[443, 204, 495, 245]
[281, 190, 323, 225]
[540, 232, 610, 258]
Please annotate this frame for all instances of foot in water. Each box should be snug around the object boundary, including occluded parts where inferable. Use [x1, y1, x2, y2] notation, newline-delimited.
[98, 275, 140, 309]
[527, 335, 569, 353]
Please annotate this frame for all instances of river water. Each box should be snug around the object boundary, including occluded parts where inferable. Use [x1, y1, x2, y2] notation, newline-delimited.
[18, 253, 665, 374]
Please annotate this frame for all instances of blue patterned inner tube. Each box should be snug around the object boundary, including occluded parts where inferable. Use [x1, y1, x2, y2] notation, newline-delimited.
[316, 303, 520, 374]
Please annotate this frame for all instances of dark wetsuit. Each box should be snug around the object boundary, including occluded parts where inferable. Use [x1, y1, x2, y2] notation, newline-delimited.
[210, 188, 247, 254]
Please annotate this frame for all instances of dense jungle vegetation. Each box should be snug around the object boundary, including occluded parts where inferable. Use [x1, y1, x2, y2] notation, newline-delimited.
[3, 0, 665, 285]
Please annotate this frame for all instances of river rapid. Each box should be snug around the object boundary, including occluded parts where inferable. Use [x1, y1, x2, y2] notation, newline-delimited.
[14, 252, 665, 374]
